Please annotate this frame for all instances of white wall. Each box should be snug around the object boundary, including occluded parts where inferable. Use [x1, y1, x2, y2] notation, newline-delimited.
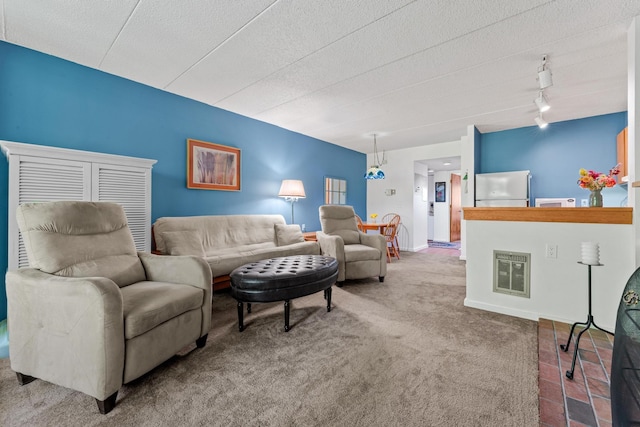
[427, 174, 435, 240]
[629, 17, 640, 266]
[413, 169, 430, 251]
[465, 219, 635, 331]
[366, 139, 462, 251]
[460, 129, 478, 261]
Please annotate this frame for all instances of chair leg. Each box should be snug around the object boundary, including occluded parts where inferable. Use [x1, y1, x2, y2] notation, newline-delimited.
[336, 281, 344, 288]
[196, 333, 208, 348]
[96, 391, 118, 414]
[379, 276, 385, 282]
[16, 372, 37, 386]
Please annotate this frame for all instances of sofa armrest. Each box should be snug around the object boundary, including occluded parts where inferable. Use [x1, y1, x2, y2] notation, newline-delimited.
[138, 252, 212, 335]
[138, 252, 212, 290]
[360, 232, 386, 253]
[360, 233, 387, 278]
[317, 231, 346, 281]
[5, 269, 124, 401]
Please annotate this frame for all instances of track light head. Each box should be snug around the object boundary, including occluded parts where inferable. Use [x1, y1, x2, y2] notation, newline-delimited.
[535, 114, 548, 129]
[535, 92, 550, 112]
[537, 55, 553, 89]
[538, 69, 553, 89]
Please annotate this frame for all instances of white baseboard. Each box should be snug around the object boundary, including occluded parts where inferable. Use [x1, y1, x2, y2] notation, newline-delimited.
[463, 298, 539, 322]
[412, 244, 428, 252]
[464, 298, 616, 331]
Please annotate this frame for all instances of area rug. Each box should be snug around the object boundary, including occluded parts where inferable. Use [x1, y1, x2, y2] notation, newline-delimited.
[428, 240, 461, 249]
[0, 252, 538, 426]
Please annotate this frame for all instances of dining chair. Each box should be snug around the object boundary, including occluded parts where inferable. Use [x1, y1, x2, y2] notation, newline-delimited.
[381, 213, 399, 224]
[384, 214, 401, 262]
[355, 214, 365, 231]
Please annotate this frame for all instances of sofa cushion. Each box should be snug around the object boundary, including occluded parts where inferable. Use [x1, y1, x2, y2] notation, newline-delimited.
[121, 281, 204, 339]
[206, 241, 320, 277]
[161, 230, 205, 257]
[344, 244, 381, 262]
[275, 224, 304, 246]
[153, 215, 286, 254]
[318, 205, 361, 244]
[16, 201, 146, 287]
[330, 229, 360, 245]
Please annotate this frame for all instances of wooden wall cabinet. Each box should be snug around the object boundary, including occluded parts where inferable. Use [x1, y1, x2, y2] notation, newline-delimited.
[1, 141, 157, 270]
[617, 127, 628, 183]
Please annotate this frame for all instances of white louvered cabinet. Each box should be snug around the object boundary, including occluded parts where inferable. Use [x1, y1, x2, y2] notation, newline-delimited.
[1, 141, 157, 270]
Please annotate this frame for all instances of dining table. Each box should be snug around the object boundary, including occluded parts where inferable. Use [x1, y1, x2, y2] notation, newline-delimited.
[360, 222, 389, 234]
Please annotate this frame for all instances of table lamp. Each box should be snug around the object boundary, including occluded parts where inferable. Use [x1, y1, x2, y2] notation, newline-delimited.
[278, 179, 306, 224]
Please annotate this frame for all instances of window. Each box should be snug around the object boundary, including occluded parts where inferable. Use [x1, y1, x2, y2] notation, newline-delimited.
[324, 177, 347, 205]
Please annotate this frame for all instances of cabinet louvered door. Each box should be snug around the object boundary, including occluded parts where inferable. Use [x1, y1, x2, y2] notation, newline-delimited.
[8, 156, 92, 269]
[2, 140, 157, 272]
[92, 163, 152, 252]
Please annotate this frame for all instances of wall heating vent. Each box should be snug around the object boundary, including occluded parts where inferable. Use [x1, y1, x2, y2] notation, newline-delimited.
[493, 250, 530, 298]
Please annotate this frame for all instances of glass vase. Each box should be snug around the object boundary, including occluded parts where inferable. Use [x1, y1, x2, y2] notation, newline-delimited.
[589, 189, 603, 207]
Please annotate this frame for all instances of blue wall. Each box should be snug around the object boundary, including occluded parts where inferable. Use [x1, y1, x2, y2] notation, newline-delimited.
[479, 112, 628, 206]
[0, 42, 366, 320]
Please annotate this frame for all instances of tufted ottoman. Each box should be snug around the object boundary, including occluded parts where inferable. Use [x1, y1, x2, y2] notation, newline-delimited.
[230, 255, 338, 332]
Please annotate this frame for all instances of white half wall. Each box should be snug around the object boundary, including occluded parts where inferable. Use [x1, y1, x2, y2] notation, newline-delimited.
[465, 219, 635, 331]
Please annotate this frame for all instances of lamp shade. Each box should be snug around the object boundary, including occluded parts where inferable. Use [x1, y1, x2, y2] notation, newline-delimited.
[278, 180, 306, 199]
[364, 166, 385, 180]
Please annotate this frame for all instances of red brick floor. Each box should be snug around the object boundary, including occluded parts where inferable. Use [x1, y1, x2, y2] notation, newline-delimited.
[538, 319, 614, 427]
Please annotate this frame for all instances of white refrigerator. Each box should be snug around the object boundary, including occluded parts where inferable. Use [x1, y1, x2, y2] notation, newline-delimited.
[475, 170, 531, 207]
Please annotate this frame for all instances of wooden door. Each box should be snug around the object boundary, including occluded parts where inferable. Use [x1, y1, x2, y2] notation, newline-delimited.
[450, 173, 461, 242]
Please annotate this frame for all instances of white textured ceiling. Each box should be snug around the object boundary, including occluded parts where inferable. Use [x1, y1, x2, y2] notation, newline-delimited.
[3, 0, 640, 154]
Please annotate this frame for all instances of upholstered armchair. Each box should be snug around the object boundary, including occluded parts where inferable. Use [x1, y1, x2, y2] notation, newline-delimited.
[317, 205, 386, 285]
[6, 201, 212, 414]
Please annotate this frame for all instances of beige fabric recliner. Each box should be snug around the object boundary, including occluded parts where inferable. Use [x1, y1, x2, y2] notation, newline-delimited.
[317, 205, 386, 285]
[6, 201, 212, 414]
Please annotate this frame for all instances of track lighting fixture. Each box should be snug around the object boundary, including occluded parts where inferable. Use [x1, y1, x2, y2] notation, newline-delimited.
[535, 114, 548, 129]
[537, 55, 553, 89]
[533, 55, 552, 127]
[535, 92, 550, 112]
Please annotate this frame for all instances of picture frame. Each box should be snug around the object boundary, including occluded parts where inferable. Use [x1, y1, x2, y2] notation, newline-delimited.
[187, 139, 241, 191]
[435, 181, 446, 202]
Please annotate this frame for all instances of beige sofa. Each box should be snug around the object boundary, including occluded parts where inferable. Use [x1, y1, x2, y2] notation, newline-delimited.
[153, 214, 320, 289]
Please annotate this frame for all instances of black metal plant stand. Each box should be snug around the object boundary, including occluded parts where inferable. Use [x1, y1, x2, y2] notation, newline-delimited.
[560, 262, 613, 379]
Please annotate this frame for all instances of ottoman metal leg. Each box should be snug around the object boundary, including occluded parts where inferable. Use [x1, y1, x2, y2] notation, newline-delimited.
[247, 303, 252, 313]
[325, 288, 332, 312]
[237, 301, 245, 332]
[284, 299, 290, 332]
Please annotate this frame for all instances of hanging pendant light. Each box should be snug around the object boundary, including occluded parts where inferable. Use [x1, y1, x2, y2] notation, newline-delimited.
[364, 134, 385, 180]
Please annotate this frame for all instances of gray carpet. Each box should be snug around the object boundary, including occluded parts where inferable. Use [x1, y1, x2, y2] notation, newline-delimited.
[0, 252, 539, 426]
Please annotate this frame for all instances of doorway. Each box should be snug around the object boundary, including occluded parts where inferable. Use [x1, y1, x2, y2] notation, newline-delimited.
[450, 173, 461, 242]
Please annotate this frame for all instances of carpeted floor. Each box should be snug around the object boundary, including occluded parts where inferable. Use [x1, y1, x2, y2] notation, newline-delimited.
[427, 240, 461, 249]
[0, 252, 539, 426]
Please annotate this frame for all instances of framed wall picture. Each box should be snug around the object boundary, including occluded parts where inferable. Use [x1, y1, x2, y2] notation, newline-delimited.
[435, 181, 446, 202]
[187, 139, 241, 191]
